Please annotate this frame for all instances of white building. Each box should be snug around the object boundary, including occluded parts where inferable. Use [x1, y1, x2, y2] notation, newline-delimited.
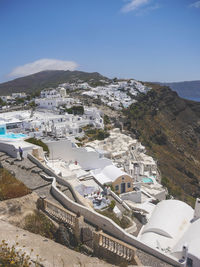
[12, 92, 26, 99]
[59, 87, 67, 97]
[0, 96, 12, 102]
[40, 88, 60, 98]
[138, 198, 200, 267]
[91, 164, 133, 193]
[35, 97, 66, 109]
[77, 82, 90, 90]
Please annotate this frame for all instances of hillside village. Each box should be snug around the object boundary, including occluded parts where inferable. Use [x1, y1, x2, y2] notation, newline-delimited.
[0, 76, 200, 267]
[0, 78, 149, 110]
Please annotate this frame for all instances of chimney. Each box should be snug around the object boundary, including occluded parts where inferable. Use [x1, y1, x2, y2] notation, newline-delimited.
[194, 198, 200, 221]
[181, 243, 188, 265]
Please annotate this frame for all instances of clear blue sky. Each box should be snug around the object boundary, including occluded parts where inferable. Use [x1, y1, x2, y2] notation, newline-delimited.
[0, 0, 200, 82]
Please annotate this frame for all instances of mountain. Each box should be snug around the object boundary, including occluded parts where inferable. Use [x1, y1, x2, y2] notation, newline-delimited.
[159, 81, 200, 100]
[0, 70, 110, 96]
[124, 83, 200, 206]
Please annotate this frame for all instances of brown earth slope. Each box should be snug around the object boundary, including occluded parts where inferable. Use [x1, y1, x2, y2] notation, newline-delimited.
[0, 70, 109, 96]
[124, 84, 200, 206]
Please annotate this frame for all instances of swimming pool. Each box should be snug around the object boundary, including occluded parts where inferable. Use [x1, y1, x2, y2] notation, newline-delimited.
[0, 132, 27, 139]
[142, 177, 153, 183]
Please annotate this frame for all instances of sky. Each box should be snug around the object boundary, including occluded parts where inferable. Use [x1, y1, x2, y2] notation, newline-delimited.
[0, 0, 200, 83]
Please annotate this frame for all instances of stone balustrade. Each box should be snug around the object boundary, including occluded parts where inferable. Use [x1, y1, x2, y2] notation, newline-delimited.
[98, 231, 135, 260]
[38, 196, 77, 228]
[93, 231, 140, 265]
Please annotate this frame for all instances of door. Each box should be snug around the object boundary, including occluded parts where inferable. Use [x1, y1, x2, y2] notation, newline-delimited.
[121, 183, 126, 193]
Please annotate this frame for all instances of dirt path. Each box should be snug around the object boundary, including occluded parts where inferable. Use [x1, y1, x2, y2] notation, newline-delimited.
[0, 219, 115, 267]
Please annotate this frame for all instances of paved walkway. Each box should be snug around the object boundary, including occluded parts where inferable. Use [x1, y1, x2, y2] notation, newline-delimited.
[0, 152, 74, 207]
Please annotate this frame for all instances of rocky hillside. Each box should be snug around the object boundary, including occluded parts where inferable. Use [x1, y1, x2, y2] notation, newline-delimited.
[124, 84, 200, 206]
[0, 70, 109, 95]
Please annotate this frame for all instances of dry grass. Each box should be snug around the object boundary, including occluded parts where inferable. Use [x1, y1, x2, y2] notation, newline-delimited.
[0, 168, 31, 201]
[23, 210, 57, 240]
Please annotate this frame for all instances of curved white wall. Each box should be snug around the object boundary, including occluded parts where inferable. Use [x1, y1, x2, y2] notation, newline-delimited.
[141, 200, 193, 238]
[0, 142, 17, 157]
[46, 139, 112, 170]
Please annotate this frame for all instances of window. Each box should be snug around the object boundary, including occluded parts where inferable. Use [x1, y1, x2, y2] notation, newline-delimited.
[115, 185, 119, 191]
[122, 177, 124, 180]
[127, 183, 131, 188]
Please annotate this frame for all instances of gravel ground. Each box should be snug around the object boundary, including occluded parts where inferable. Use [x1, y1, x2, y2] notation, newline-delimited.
[136, 249, 175, 267]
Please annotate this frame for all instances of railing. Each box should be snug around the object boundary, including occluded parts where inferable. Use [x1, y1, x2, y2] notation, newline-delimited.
[40, 197, 76, 228]
[97, 231, 135, 261]
[41, 198, 137, 264]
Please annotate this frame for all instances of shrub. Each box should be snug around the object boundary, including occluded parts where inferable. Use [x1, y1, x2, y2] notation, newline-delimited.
[76, 142, 83, 147]
[120, 216, 131, 229]
[108, 200, 116, 211]
[0, 239, 40, 266]
[97, 209, 121, 227]
[84, 127, 110, 141]
[96, 130, 110, 140]
[23, 210, 57, 240]
[97, 209, 132, 229]
[25, 138, 49, 154]
[104, 114, 110, 125]
[65, 105, 84, 115]
[86, 129, 97, 135]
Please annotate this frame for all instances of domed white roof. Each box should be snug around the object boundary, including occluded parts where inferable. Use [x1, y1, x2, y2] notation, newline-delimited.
[139, 200, 194, 250]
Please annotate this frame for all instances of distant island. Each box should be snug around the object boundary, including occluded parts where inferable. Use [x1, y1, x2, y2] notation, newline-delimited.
[158, 80, 200, 101]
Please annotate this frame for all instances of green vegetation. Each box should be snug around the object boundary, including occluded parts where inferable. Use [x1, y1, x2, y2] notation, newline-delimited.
[0, 98, 6, 106]
[65, 105, 84, 115]
[0, 169, 30, 200]
[81, 125, 110, 141]
[28, 101, 37, 108]
[108, 200, 116, 211]
[23, 210, 57, 240]
[97, 209, 131, 229]
[103, 114, 110, 125]
[15, 98, 25, 105]
[85, 128, 110, 141]
[76, 142, 83, 147]
[0, 239, 41, 267]
[25, 138, 49, 154]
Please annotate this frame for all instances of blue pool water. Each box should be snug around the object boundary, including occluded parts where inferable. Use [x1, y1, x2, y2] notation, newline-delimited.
[0, 132, 27, 139]
[142, 177, 153, 183]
